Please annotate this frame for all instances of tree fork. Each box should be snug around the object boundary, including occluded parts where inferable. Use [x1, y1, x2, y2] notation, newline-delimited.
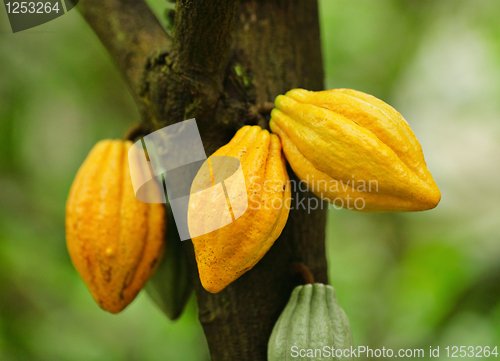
[80, 1, 327, 360]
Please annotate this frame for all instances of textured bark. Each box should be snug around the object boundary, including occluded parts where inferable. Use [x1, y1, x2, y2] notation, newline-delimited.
[81, 1, 327, 360]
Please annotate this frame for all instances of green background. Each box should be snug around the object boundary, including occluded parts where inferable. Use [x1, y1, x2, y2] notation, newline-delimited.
[1, 0, 499, 360]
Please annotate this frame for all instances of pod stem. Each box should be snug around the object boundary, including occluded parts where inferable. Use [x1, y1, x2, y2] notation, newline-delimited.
[244, 103, 272, 130]
[292, 262, 315, 285]
[123, 123, 145, 141]
[256, 102, 275, 115]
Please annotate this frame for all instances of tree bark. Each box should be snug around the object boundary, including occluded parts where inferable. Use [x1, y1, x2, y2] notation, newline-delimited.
[78, 0, 171, 103]
[80, 1, 327, 360]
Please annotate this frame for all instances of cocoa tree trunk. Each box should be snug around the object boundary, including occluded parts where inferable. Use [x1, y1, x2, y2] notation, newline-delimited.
[79, 1, 327, 360]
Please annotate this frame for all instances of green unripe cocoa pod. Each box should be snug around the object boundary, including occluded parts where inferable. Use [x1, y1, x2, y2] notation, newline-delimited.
[268, 283, 353, 361]
[145, 206, 193, 320]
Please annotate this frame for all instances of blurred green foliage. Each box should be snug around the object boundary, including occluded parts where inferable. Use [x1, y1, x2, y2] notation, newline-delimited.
[1, 0, 499, 360]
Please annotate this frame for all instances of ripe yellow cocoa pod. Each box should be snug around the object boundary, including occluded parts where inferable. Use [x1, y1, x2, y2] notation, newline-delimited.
[66, 140, 165, 314]
[270, 88, 441, 212]
[188, 126, 291, 293]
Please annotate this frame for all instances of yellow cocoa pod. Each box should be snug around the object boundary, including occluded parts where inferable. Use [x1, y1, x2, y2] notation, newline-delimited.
[188, 126, 291, 293]
[66, 140, 165, 314]
[270, 88, 441, 212]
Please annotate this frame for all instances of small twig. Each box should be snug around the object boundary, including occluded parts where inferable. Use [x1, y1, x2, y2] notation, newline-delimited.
[292, 262, 315, 285]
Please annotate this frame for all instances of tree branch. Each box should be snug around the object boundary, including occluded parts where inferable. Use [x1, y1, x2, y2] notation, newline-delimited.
[78, 0, 171, 99]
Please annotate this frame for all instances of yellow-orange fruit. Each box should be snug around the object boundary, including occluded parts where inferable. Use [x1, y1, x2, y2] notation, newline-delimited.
[66, 140, 165, 314]
[270, 88, 441, 212]
[188, 126, 291, 293]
